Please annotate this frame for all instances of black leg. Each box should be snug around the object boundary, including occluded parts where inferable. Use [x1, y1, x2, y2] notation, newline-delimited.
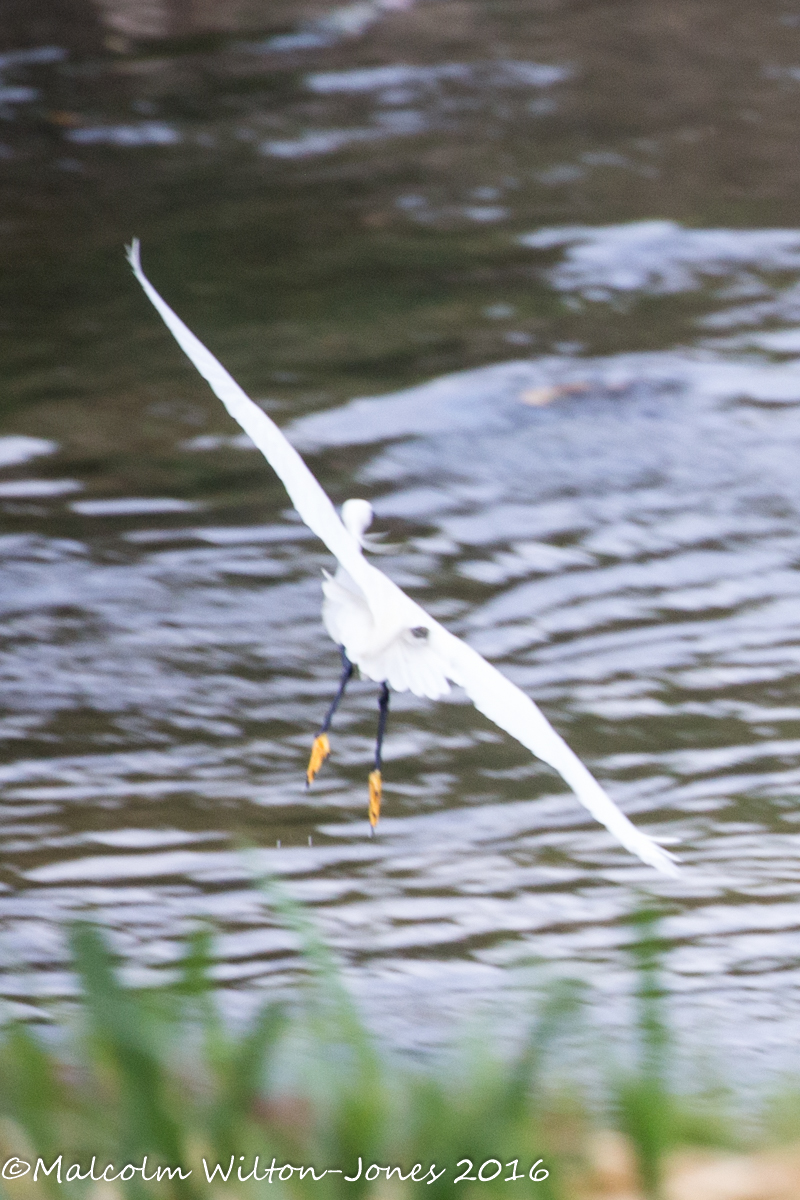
[320, 646, 354, 735]
[307, 646, 353, 785]
[368, 682, 390, 834]
[374, 682, 390, 772]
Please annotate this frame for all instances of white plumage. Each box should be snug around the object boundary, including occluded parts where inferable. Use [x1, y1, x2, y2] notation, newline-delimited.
[127, 239, 679, 877]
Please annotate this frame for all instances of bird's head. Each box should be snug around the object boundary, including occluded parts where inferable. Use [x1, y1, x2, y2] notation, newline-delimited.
[341, 498, 374, 546]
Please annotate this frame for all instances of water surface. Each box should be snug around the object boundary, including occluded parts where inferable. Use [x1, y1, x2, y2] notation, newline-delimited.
[3, 0, 800, 1082]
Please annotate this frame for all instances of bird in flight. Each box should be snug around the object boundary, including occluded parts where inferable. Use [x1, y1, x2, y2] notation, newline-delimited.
[127, 240, 678, 876]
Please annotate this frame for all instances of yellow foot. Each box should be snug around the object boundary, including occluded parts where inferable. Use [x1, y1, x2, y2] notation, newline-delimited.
[368, 769, 382, 830]
[306, 733, 330, 785]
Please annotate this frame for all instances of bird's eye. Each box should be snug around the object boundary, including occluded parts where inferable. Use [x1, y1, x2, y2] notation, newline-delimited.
[410, 626, 429, 640]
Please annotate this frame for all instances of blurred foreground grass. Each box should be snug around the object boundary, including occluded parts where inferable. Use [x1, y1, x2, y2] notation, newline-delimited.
[1, 898, 800, 1200]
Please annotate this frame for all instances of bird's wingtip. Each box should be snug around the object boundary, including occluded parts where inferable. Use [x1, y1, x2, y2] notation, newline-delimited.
[647, 833, 682, 877]
[125, 237, 142, 273]
[651, 847, 681, 877]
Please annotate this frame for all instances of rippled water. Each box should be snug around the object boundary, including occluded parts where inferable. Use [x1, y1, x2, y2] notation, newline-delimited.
[4, 0, 800, 1081]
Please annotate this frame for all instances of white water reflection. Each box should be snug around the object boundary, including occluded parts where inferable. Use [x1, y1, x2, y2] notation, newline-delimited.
[0, 480, 81, 499]
[306, 60, 571, 94]
[0, 437, 58, 468]
[521, 222, 800, 300]
[67, 122, 182, 147]
[71, 497, 198, 516]
[261, 112, 427, 158]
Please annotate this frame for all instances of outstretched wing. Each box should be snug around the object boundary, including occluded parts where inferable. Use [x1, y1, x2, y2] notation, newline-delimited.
[127, 240, 373, 591]
[434, 625, 679, 876]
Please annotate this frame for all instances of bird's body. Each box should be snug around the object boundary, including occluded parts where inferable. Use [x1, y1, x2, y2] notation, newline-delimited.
[323, 501, 451, 699]
[127, 240, 678, 877]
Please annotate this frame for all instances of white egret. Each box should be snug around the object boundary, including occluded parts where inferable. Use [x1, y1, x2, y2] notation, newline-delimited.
[126, 240, 678, 876]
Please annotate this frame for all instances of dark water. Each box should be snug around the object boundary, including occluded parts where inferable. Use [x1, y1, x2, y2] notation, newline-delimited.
[4, 0, 800, 1080]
